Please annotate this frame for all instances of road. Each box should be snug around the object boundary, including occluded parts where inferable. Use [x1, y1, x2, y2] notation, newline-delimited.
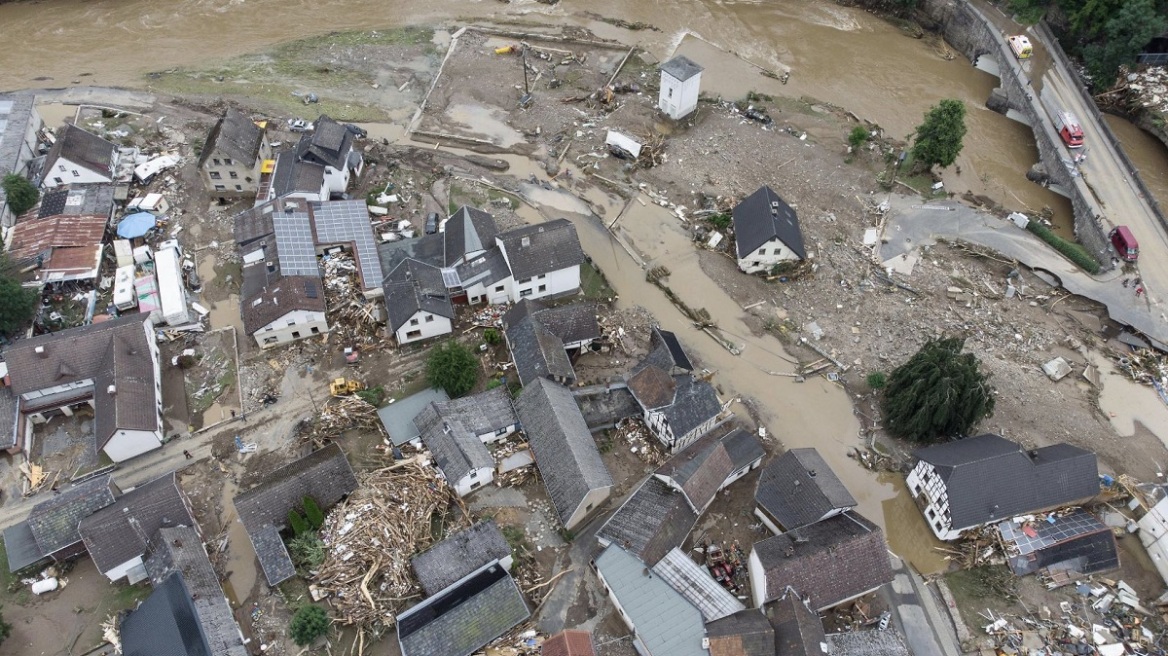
[883, 555, 962, 656]
[1033, 32, 1168, 326]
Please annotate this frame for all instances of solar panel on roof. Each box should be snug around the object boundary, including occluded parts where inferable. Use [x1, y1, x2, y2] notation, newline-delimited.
[305, 280, 318, 298]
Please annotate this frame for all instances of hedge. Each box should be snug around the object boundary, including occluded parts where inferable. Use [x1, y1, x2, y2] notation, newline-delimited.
[1025, 221, 1101, 274]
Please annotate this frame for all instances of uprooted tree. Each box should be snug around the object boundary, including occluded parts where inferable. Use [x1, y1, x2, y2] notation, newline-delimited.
[882, 337, 994, 443]
[910, 99, 967, 170]
[289, 604, 331, 646]
[426, 340, 480, 398]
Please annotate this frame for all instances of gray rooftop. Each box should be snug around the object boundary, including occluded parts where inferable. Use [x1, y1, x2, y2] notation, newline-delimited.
[144, 526, 248, 656]
[233, 444, 358, 586]
[913, 434, 1100, 530]
[199, 107, 265, 169]
[121, 573, 213, 656]
[652, 547, 744, 621]
[398, 561, 529, 656]
[414, 401, 494, 488]
[35, 183, 116, 219]
[432, 386, 517, 438]
[444, 206, 498, 267]
[506, 311, 576, 386]
[825, 629, 911, 656]
[638, 326, 694, 374]
[297, 115, 355, 171]
[497, 219, 585, 281]
[311, 199, 384, 289]
[270, 151, 325, 198]
[514, 379, 612, 528]
[79, 473, 195, 576]
[770, 595, 828, 656]
[756, 448, 857, 531]
[660, 55, 704, 83]
[659, 375, 722, 442]
[384, 258, 453, 332]
[594, 545, 707, 656]
[0, 96, 39, 195]
[45, 124, 117, 179]
[597, 476, 696, 566]
[455, 246, 512, 290]
[658, 427, 764, 513]
[25, 474, 118, 558]
[378, 387, 450, 446]
[411, 520, 513, 596]
[706, 609, 775, 656]
[732, 185, 807, 260]
[0, 386, 18, 451]
[3, 521, 45, 572]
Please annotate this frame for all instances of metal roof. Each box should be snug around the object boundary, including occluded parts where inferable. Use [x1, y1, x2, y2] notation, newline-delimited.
[652, 547, 745, 621]
[311, 199, 384, 289]
[377, 387, 451, 446]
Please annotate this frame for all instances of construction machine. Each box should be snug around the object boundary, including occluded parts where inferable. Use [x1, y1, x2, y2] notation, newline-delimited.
[330, 377, 366, 396]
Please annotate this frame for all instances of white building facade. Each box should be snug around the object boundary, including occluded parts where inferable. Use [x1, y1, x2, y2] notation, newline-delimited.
[737, 236, 802, 275]
[254, 309, 330, 348]
[394, 310, 453, 345]
[658, 56, 703, 120]
[906, 460, 962, 540]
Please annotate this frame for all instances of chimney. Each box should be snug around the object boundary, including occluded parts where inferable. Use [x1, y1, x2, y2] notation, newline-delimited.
[808, 469, 817, 478]
[35, 346, 46, 357]
[521, 236, 531, 247]
[107, 384, 116, 395]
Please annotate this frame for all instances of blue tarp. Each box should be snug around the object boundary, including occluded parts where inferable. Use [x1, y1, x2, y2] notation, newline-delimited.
[116, 212, 157, 238]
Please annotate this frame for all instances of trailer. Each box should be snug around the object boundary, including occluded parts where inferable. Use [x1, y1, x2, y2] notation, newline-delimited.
[112, 265, 137, 312]
[134, 274, 162, 323]
[113, 240, 134, 268]
[154, 246, 191, 326]
[134, 154, 181, 184]
[128, 193, 170, 216]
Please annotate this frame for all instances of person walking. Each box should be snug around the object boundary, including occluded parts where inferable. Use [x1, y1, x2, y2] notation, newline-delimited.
[183, 450, 193, 459]
[1136, 285, 1145, 298]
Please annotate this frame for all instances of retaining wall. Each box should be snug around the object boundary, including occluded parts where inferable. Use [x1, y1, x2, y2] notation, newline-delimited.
[915, 0, 1114, 267]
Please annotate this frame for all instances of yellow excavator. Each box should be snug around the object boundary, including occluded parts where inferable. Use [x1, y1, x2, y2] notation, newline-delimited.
[329, 377, 366, 396]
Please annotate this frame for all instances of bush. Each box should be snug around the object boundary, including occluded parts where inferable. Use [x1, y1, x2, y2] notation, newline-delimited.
[866, 372, 887, 390]
[426, 340, 480, 398]
[356, 385, 385, 406]
[486, 378, 503, 390]
[302, 496, 324, 529]
[1025, 222, 1101, 274]
[288, 532, 326, 570]
[848, 126, 871, 150]
[707, 213, 732, 231]
[289, 604, 331, 646]
[2, 174, 38, 217]
[483, 328, 502, 345]
[288, 510, 310, 536]
[0, 606, 9, 646]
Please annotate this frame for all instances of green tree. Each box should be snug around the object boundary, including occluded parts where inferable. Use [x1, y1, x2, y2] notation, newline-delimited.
[0, 606, 10, 646]
[910, 99, 967, 170]
[288, 532, 326, 570]
[302, 496, 325, 529]
[2, 174, 38, 217]
[1080, 0, 1167, 86]
[482, 328, 502, 345]
[0, 256, 37, 337]
[848, 125, 871, 150]
[288, 510, 310, 536]
[882, 337, 995, 443]
[289, 605, 331, 646]
[426, 340, 480, 397]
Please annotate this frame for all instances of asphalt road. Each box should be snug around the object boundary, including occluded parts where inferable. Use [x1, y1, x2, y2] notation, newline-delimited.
[1035, 38, 1168, 318]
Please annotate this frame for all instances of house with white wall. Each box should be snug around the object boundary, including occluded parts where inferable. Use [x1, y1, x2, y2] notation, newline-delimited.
[294, 115, 362, 196]
[40, 125, 118, 189]
[503, 300, 600, 387]
[199, 107, 271, 200]
[656, 427, 765, 514]
[384, 258, 454, 345]
[496, 219, 584, 302]
[732, 185, 807, 275]
[412, 387, 518, 497]
[78, 473, 197, 583]
[907, 434, 1100, 541]
[0, 94, 43, 227]
[2, 313, 164, 463]
[658, 56, 703, 121]
[626, 327, 722, 453]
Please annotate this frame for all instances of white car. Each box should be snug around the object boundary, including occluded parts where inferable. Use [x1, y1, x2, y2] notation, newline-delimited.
[288, 118, 313, 132]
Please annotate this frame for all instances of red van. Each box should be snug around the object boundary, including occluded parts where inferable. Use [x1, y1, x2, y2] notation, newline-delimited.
[1055, 111, 1084, 149]
[1110, 225, 1139, 262]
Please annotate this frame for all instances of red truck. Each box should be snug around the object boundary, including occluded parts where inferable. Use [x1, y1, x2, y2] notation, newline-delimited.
[1055, 111, 1084, 148]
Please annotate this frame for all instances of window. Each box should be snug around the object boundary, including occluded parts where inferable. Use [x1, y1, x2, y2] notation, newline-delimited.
[212, 158, 221, 165]
[469, 470, 478, 478]
[406, 330, 422, 339]
[586, 503, 594, 511]
[235, 185, 243, 191]
[265, 326, 274, 331]
[927, 509, 935, 519]
[58, 164, 66, 172]
[424, 315, 434, 323]
[520, 289, 532, 297]
[668, 87, 673, 98]
[495, 285, 505, 292]
[752, 261, 760, 267]
[292, 331, 301, 339]
[214, 185, 226, 191]
[519, 277, 532, 284]
[496, 427, 508, 436]
[311, 327, 320, 334]
[538, 274, 546, 280]
[538, 284, 547, 293]
[229, 171, 239, 179]
[209, 171, 221, 179]
[72, 170, 79, 177]
[759, 249, 767, 255]
[223, 158, 233, 166]
[263, 336, 278, 344]
[410, 318, 419, 326]
[54, 177, 63, 185]
[287, 319, 296, 326]
[471, 481, 482, 489]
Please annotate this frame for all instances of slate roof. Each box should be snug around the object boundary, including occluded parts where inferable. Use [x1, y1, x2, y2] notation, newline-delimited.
[648, 373, 722, 442]
[504, 300, 600, 346]
[661, 55, 704, 83]
[497, 219, 585, 281]
[769, 595, 827, 656]
[25, 474, 118, 558]
[199, 108, 264, 168]
[270, 150, 324, 198]
[296, 115, 354, 171]
[3, 521, 44, 572]
[658, 427, 764, 512]
[706, 609, 775, 656]
[121, 573, 212, 656]
[824, 629, 911, 656]
[378, 234, 446, 273]
[233, 444, 358, 585]
[45, 124, 117, 178]
[0, 95, 38, 215]
[514, 378, 613, 527]
[732, 185, 806, 260]
[35, 184, 116, 219]
[653, 547, 745, 621]
[542, 630, 596, 656]
[4, 313, 159, 448]
[144, 526, 248, 656]
[753, 511, 892, 610]
[913, 434, 1100, 530]
[431, 386, 517, 437]
[378, 387, 450, 446]
[506, 312, 576, 386]
[240, 273, 326, 335]
[594, 545, 707, 656]
[0, 386, 15, 451]
[627, 366, 675, 410]
[414, 402, 494, 487]
[411, 520, 513, 596]
[724, 428, 767, 470]
[79, 473, 195, 576]
[756, 448, 857, 531]
[397, 561, 529, 656]
[444, 205, 498, 266]
[597, 477, 697, 566]
[454, 246, 512, 290]
[638, 326, 694, 374]
[384, 258, 453, 332]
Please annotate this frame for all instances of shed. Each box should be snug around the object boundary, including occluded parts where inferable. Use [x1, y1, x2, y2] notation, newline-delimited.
[659, 56, 703, 120]
[997, 509, 1119, 577]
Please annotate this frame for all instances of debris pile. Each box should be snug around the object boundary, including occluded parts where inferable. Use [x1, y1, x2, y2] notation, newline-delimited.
[613, 417, 665, 465]
[302, 395, 383, 447]
[311, 460, 470, 638]
[485, 627, 548, 655]
[322, 253, 383, 345]
[463, 303, 509, 330]
[1108, 66, 1168, 114]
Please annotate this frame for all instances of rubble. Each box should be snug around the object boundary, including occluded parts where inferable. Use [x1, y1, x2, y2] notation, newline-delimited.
[611, 417, 665, 465]
[302, 395, 384, 447]
[322, 253, 384, 346]
[311, 459, 471, 638]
